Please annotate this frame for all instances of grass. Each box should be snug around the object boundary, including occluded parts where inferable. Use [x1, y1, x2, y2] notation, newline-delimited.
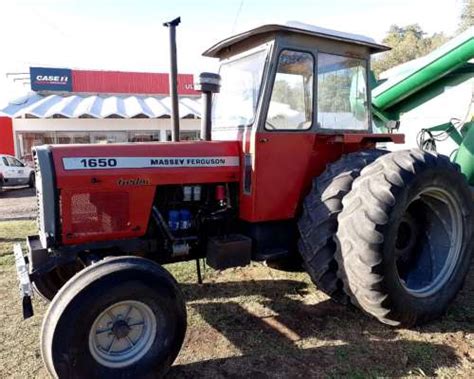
[0, 220, 36, 265]
[0, 220, 473, 378]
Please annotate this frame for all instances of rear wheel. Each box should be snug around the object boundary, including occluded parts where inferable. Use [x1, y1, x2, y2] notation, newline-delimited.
[41, 256, 187, 378]
[336, 149, 474, 326]
[298, 150, 387, 303]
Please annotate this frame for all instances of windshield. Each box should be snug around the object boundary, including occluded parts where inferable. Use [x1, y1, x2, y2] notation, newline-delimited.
[213, 48, 268, 128]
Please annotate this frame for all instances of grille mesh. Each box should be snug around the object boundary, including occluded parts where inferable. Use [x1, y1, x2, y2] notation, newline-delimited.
[69, 191, 130, 235]
[33, 152, 43, 232]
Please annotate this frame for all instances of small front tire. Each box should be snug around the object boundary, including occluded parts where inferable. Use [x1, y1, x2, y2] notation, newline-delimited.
[41, 256, 187, 378]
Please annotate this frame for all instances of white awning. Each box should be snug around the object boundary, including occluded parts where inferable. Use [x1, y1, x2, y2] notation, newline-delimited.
[1, 93, 202, 119]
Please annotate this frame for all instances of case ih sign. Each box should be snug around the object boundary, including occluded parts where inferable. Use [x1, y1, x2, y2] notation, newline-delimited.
[29, 66, 198, 95]
[30, 67, 73, 92]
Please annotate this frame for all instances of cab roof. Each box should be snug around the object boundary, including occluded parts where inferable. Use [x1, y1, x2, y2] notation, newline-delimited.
[203, 21, 390, 58]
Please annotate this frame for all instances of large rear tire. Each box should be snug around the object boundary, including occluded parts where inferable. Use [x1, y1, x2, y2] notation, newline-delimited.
[336, 149, 474, 326]
[41, 256, 187, 378]
[298, 150, 387, 303]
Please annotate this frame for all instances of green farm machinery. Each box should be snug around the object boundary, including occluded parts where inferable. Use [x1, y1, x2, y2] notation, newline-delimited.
[372, 27, 474, 185]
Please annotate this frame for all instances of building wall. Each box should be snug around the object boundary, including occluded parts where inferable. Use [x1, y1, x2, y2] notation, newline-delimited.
[0, 117, 14, 155]
[72, 70, 198, 95]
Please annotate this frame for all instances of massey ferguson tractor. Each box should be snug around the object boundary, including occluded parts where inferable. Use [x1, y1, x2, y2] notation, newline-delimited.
[14, 21, 473, 378]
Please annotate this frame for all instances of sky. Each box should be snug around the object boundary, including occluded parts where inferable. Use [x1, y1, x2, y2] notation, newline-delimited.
[0, 0, 465, 105]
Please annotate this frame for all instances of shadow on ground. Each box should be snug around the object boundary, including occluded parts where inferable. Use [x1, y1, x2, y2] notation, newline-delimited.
[0, 187, 35, 198]
[167, 274, 473, 378]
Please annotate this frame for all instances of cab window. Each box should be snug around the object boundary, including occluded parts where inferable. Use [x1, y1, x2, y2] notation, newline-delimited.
[266, 50, 314, 130]
[2, 157, 9, 166]
[317, 53, 369, 130]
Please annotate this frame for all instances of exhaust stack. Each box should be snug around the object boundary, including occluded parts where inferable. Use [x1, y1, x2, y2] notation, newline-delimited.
[163, 17, 181, 142]
[195, 72, 221, 141]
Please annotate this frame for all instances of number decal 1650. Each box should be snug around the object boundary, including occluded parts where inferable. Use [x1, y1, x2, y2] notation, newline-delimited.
[79, 158, 118, 168]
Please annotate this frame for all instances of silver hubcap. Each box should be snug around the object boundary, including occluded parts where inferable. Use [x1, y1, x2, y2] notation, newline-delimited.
[88, 300, 157, 368]
[396, 186, 463, 297]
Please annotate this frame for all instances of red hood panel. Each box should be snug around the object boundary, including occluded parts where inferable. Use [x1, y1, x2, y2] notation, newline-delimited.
[51, 140, 241, 189]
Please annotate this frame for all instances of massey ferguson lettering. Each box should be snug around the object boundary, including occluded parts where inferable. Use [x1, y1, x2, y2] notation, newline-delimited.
[63, 156, 239, 170]
[150, 158, 226, 166]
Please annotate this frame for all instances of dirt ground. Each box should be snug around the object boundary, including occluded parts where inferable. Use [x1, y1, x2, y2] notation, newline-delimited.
[0, 187, 36, 221]
[0, 221, 473, 378]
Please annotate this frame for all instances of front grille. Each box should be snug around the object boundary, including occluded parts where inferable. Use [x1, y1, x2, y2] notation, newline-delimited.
[68, 191, 130, 236]
[33, 151, 44, 234]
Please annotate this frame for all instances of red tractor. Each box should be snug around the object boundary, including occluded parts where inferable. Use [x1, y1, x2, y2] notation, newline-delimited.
[14, 21, 473, 378]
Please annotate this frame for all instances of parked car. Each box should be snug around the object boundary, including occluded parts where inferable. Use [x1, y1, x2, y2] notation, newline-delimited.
[0, 154, 35, 188]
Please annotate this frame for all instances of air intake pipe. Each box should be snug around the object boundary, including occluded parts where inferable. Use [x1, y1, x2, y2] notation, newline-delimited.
[195, 72, 221, 141]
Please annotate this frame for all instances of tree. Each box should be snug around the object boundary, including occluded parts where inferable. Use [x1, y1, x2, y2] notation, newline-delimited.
[372, 24, 448, 77]
[458, 0, 474, 33]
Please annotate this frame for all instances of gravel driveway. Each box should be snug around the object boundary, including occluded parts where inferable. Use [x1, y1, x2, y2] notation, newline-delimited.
[0, 187, 36, 221]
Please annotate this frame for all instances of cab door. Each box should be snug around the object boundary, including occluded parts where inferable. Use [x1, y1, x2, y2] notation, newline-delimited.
[250, 49, 318, 221]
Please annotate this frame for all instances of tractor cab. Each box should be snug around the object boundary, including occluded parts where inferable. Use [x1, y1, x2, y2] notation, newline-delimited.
[203, 22, 401, 223]
[205, 22, 390, 135]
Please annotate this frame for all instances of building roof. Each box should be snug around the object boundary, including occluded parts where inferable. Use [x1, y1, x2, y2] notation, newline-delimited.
[203, 21, 389, 57]
[1, 93, 201, 119]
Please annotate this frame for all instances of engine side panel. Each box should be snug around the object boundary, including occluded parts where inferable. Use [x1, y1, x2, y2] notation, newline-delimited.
[50, 141, 240, 245]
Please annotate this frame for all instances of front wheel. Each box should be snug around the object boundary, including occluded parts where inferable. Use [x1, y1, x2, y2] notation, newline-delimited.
[41, 256, 187, 378]
[336, 149, 474, 326]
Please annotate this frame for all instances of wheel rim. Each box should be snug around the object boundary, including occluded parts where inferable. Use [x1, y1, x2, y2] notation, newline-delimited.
[88, 300, 157, 368]
[395, 186, 463, 297]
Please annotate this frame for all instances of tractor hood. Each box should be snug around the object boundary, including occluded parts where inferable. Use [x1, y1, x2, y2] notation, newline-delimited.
[49, 140, 241, 190]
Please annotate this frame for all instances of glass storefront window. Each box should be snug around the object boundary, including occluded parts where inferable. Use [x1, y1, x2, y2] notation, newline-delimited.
[17, 132, 55, 163]
[165, 130, 200, 141]
[90, 132, 128, 144]
[128, 131, 160, 142]
[56, 132, 91, 144]
[16, 129, 167, 160]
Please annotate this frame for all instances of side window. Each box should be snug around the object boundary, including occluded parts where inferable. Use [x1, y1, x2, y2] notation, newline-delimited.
[317, 53, 369, 130]
[13, 158, 24, 167]
[266, 50, 314, 130]
[7, 157, 19, 167]
[2, 157, 9, 166]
